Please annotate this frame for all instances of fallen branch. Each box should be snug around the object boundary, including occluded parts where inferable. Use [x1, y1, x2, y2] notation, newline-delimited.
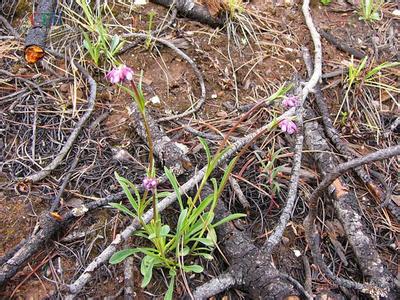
[302, 47, 386, 204]
[0, 15, 19, 37]
[150, 0, 225, 28]
[227, 166, 250, 209]
[25, 0, 57, 63]
[303, 114, 399, 297]
[319, 29, 366, 59]
[0, 214, 62, 286]
[193, 187, 304, 299]
[123, 242, 136, 300]
[192, 271, 237, 299]
[263, 110, 304, 254]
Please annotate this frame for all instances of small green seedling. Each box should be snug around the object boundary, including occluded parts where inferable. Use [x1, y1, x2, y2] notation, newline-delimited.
[320, 0, 332, 5]
[359, 0, 383, 22]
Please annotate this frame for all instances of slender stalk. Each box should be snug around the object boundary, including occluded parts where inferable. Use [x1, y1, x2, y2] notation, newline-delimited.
[130, 81, 157, 221]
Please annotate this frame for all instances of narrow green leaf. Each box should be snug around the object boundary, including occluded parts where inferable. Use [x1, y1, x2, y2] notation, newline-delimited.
[177, 208, 188, 233]
[109, 202, 135, 218]
[188, 194, 214, 225]
[189, 237, 214, 246]
[164, 167, 183, 210]
[195, 252, 213, 260]
[216, 157, 238, 199]
[115, 172, 139, 213]
[110, 35, 120, 52]
[198, 137, 211, 165]
[141, 263, 153, 288]
[160, 225, 170, 236]
[207, 226, 217, 244]
[164, 276, 175, 300]
[183, 264, 203, 273]
[212, 213, 247, 228]
[109, 248, 140, 264]
[177, 246, 190, 257]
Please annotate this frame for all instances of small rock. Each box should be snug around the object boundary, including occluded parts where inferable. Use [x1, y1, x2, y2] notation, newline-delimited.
[150, 95, 160, 104]
[293, 249, 302, 257]
[393, 9, 400, 17]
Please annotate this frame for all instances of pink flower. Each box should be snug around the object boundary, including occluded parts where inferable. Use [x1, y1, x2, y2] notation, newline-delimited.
[106, 69, 121, 84]
[106, 65, 134, 84]
[143, 177, 157, 191]
[120, 65, 134, 81]
[279, 119, 297, 134]
[282, 95, 299, 108]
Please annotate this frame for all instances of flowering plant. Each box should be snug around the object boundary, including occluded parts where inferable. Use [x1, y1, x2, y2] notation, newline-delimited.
[106, 66, 245, 300]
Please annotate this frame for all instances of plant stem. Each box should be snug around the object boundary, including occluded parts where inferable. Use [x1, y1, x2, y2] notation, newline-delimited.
[130, 81, 157, 221]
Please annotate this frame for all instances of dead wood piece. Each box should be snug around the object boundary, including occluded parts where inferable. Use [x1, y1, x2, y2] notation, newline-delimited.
[123, 242, 136, 300]
[227, 167, 250, 209]
[150, 0, 225, 28]
[0, 215, 61, 286]
[192, 270, 237, 300]
[264, 79, 305, 254]
[25, 0, 57, 63]
[303, 47, 385, 202]
[192, 188, 302, 300]
[303, 113, 398, 297]
[128, 102, 192, 175]
[319, 30, 366, 59]
[0, 15, 19, 37]
[50, 151, 81, 212]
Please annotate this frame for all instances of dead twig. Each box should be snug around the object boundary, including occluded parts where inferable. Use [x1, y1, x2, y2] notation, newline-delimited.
[50, 150, 81, 212]
[123, 242, 136, 300]
[302, 47, 386, 204]
[0, 15, 19, 37]
[119, 7, 177, 55]
[319, 29, 366, 59]
[25, 50, 97, 183]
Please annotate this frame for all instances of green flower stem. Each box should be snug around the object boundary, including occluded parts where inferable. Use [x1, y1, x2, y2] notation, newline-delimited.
[130, 81, 158, 222]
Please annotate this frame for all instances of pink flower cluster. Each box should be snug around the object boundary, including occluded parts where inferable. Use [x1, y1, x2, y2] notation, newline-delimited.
[106, 65, 134, 84]
[282, 95, 299, 108]
[279, 119, 297, 134]
[143, 177, 157, 191]
[278, 95, 299, 135]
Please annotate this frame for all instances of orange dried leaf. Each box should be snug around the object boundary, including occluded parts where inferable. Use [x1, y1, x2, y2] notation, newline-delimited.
[50, 212, 63, 221]
[25, 45, 45, 63]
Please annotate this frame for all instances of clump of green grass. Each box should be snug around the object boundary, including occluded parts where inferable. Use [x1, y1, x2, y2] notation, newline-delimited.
[62, 0, 124, 67]
[335, 56, 400, 139]
[359, 0, 383, 22]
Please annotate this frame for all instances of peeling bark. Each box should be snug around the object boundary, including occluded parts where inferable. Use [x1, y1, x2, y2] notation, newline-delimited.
[150, 0, 226, 28]
[303, 109, 397, 297]
[128, 103, 192, 175]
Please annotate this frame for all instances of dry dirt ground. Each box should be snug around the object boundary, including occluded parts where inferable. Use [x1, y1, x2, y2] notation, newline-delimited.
[0, 0, 399, 299]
